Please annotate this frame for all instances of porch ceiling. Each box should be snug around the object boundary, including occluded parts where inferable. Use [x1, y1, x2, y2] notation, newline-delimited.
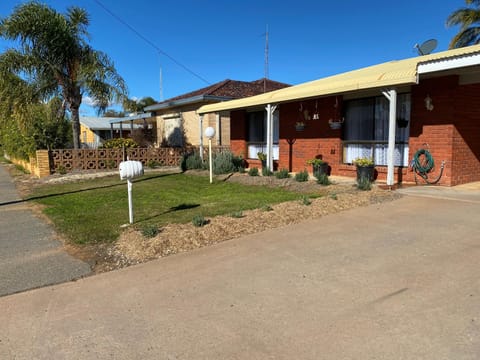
[198, 45, 480, 114]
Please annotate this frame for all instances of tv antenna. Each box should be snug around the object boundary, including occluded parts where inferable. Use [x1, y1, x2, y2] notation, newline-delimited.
[264, 24, 269, 93]
[414, 39, 438, 56]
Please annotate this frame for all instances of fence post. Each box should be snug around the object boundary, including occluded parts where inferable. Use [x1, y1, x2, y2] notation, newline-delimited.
[36, 150, 51, 178]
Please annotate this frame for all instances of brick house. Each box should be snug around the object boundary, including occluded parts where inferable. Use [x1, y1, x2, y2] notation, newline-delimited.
[143, 78, 289, 147]
[198, 45, 480, 186]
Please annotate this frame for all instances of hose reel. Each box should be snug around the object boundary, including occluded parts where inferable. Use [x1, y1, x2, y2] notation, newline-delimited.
[410, 147, 445, 185]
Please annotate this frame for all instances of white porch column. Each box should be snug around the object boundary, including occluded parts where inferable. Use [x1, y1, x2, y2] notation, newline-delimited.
[382, 89, 397, 186]
[198, 114, 204, 160]
[215, 113, 221, 146]
[265, 104, 277, 170]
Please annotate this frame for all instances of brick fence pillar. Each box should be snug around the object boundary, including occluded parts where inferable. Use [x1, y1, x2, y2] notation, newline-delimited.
[35, 150, 51, 178]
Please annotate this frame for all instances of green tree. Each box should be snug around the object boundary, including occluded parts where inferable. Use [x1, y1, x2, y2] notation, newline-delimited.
[447, 0, 480, 48]
[123, 96, 157, 114]
[0, 2, 127, 149]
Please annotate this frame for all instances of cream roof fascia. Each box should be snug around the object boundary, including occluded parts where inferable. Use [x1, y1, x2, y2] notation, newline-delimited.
[198, 45, 480, 114]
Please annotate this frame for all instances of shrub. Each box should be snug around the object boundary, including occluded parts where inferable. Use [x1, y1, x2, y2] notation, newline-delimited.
[181, 151, 205, 171]
[248, 167, 259, 176]
[230, 211, 244, 218]
[213, 151, 236, 174]
[316, 173, 331, 186]
[192, 215, 208, 227]
[357, 177, 372, 191]
[146, 160, 160, 169]
[262, 166, 273, 176]
[275, 168, 290, 179]
[56, 165, 67, 175]
[294, 169, 309, 182]
[262, 204, 273, 211]
[300, 195, 312, 205]
[141, 224, 159, 238]
[330, 193, 338, 200]
[101, 138, 138, 149]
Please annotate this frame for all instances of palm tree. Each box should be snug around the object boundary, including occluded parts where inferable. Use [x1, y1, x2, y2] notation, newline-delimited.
[447, 0, 480, 48]
[0, 2, 127, 149]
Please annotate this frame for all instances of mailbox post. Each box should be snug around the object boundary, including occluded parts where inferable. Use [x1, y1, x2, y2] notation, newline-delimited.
[119, 160, 144, 224]
[204, 127, 215, 184]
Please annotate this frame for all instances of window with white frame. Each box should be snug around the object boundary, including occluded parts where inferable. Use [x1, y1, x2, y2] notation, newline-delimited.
[247, 110, 279, 160]
[343, 94, 411, 166]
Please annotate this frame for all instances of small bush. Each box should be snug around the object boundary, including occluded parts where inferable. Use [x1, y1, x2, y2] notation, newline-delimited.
[300, 195, 312, 206]
[248, 167, 259, 176]
[275, 168, 290, 179]
[294, 169, 309, 182]
[262, 204, 273, 212]
[141, 224, 159, 238]
[101, 138, 138, 149]
[146, 160, 160, 169]
[238, 166, 246, 174]
[262, 166, 273, 176]
[192, 215, 208, 227]
[357, 177, 372, 191]
[230, 211, 244, 218]
[316, 173, 331, 186]
[56, 165, 67, 175]
[213, 151, 236, 174]
[181, 151, 205, 171]
[330, 193, 338, 200]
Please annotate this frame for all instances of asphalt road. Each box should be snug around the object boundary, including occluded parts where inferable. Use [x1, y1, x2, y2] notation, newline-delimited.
[0, 164, 91, 297]
[0, 190, 479, 359]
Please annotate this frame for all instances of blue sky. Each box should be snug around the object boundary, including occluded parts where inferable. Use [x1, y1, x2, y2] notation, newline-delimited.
[0, 0, 462, 115]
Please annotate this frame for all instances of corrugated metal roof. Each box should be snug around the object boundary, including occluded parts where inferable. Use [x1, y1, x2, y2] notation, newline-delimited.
[198, 45, 480, 114]
[80, 117, 143, 130]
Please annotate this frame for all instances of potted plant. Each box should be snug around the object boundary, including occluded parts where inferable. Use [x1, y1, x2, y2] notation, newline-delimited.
[295, 121, 305, 131]
[257, 152, 267, 168]
[306, 158, 329, 177]
[353, 157, 375, 182]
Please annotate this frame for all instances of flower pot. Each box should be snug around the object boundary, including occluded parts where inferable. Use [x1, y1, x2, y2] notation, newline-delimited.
[313, 163, 329, 177]
[329, 122, 342, 130]
[356, 165, 375, 182]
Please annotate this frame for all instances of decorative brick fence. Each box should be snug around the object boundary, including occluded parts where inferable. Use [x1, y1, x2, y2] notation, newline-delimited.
[9, 146, 230, 178]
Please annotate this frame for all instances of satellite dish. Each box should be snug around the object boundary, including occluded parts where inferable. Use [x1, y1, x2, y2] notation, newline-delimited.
[414, 39, 438, 56]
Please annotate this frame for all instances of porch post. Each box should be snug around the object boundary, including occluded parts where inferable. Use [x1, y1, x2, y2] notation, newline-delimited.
[110, 123, 113, 139]
[215, 113, 221, 146]
[265, 104, 277, 171]
[198, 114, 204, 160]
[382, 89, 397, 186]
[119, 122, 123, 138]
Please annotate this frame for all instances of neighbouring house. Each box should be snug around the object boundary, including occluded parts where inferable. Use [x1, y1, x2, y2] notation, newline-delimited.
[142, 78, 290, 147]
[198, 45, 480, 186]
[80, 116, 145, 148]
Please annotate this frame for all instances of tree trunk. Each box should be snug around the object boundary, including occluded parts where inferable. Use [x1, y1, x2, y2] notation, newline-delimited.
[71, 105, 81, 149]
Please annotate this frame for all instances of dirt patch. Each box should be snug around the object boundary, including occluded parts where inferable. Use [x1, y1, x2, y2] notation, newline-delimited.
[9, 166, 401, 273]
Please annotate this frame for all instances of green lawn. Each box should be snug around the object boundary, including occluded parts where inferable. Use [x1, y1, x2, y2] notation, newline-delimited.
[28, 172, 306, 244]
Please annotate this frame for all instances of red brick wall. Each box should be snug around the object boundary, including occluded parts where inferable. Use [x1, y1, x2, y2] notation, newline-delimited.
[409, 75, 480, 186]
[278, 98, 343, 172]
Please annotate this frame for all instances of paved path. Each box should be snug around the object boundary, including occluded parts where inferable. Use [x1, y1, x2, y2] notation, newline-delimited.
[0, 190, 479, 359]
[0, 164, 91, 297]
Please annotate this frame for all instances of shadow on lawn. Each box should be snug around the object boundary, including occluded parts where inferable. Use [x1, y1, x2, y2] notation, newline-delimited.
[0, 172, 178, 207]
[136, 203, 200, 223]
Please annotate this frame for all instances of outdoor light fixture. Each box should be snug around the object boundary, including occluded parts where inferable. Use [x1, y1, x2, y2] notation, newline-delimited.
[424, 94, 434, 111]
[205, 126, 216, 184]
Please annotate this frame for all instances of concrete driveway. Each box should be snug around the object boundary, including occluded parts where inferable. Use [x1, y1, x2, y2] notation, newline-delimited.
[0, 164, 91, 297]
[0, 191, 479, 359]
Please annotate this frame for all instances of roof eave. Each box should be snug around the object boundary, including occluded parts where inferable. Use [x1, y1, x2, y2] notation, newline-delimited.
[144, 95, 234, 111]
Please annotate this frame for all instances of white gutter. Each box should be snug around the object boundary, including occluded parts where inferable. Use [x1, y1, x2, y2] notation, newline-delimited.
[418, 53, 480, 74]
[382, 89, 397, 186]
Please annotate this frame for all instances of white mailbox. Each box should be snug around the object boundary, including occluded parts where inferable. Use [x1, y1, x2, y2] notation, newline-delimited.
[119, 160, 144, 180]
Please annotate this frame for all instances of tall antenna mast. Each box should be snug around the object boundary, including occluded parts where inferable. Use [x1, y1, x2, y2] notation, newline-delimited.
[264, 24, 269, 93]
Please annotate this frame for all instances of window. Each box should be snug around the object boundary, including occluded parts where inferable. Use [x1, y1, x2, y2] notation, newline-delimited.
[343, 94, 411, 166]
[247, 110, 279, 159]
